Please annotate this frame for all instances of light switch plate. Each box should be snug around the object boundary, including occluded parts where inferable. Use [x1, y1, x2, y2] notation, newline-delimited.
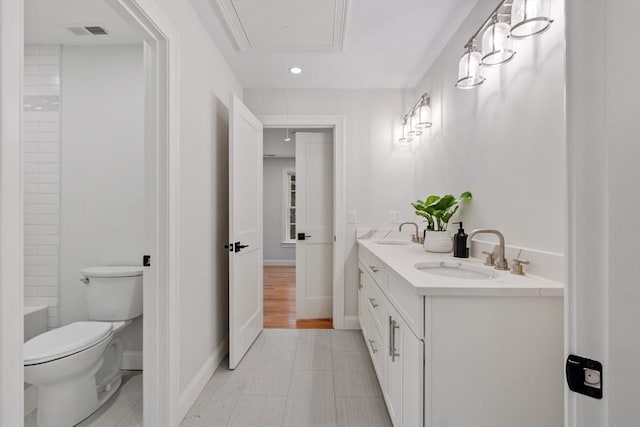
[348, 210, 358, 224]
[389, 210, 401, 224]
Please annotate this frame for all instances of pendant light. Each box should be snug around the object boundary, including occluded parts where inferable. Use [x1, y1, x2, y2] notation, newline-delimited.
[415, 96, 432, 129]
[398, 117, 413, 143]
[481, 16, 515, 66]
[456, 44, 485, 89]
[510, 0, 552, 38]
[407, 112, 421, 137]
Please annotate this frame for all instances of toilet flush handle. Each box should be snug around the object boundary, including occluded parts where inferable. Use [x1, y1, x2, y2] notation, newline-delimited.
[80, 277, 90, 284]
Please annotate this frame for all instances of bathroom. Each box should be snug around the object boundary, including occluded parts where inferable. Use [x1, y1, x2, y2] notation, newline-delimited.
[1, 0, 639, 426]
[22, 0, 145, 425]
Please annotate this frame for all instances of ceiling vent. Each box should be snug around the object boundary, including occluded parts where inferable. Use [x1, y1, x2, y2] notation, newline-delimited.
[66, 25, 109, 36]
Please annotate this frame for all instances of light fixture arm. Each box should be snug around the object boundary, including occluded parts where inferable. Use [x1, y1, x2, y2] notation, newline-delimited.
[402, 92, 431, 121]
[463, 0, 513, 50]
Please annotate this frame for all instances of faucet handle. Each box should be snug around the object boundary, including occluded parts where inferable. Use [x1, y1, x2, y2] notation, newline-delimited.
[481, 251, 495, 266]
[511, 258, 530, 276]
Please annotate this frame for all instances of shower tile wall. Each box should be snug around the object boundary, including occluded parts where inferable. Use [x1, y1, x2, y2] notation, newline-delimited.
[23, 45, 61, 329]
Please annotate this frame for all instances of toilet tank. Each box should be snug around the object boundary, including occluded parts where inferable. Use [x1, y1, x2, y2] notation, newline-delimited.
[81, 266, 143, 321]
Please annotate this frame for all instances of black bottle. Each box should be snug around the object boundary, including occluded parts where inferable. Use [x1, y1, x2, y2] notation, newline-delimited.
[453, 222, 469, 258]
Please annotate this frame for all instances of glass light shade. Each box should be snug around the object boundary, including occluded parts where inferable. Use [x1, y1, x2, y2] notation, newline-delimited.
[456, 50, 485, 89]
[510, 0, 552, 38]
[415, 103, 432, 129]
[481, 22, 515, 66]
[399, 119, 413, 143]
[407, 113, 422, 137]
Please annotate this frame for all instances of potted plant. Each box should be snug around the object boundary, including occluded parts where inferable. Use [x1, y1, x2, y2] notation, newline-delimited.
[411, 192, 472, 252]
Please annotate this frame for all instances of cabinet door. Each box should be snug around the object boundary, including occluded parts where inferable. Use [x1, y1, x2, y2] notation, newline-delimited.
[386, 311, 404, 426]
[387, 305, 424, 427]
[358, 265, 368, 338]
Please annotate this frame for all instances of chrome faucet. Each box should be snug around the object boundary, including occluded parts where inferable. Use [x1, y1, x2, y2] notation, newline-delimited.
[399, 222, 422, 244]
[468, 229, 509, 270]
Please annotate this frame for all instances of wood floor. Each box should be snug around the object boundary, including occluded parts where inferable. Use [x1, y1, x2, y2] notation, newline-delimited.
[264, 265, 332, 329]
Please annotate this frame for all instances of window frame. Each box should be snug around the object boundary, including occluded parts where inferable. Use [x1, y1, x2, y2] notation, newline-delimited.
[282, 167, 296, 246]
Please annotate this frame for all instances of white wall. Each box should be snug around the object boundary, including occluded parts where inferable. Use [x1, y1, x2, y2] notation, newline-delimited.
[567, 1, 640, 426]
[60, 45, 144, 352]
[263, 158, 295, 263]
[150, 0, 243, 401]
[245, 89, 416, 317]
[264, 128, 295, 157]
[23, 45, 61, 329]
[412, 0, 566, 260]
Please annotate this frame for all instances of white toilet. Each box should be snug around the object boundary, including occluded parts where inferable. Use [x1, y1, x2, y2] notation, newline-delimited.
[24, 266, 143, 427]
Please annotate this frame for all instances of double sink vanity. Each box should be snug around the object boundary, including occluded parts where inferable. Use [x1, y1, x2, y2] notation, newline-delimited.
[357, 234, 564, 427]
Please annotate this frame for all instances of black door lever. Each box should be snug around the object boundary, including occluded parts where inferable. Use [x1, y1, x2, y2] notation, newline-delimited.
[234, 241, 249, 253]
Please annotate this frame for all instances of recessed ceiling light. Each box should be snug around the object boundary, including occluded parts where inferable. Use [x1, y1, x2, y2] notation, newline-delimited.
[289, 67, 302, 75]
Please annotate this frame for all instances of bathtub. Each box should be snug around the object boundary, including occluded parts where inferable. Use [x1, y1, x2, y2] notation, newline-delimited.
[24, 306, 48, 342]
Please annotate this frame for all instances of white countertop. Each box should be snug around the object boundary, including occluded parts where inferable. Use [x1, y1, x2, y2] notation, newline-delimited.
[358, 238, 564, 297]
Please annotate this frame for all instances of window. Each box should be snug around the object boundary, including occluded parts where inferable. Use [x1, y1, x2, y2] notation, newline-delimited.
[283, 168, 296, 244]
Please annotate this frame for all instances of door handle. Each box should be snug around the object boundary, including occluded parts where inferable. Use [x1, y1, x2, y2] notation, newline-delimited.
[368, 339, 378, 354]
[391, 318, 400, 362]
[234, 241, 249, 253]
[297, 233, 312, 241]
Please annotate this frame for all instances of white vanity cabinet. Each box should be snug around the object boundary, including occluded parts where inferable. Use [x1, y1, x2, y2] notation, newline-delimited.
[357, 241, 564, 427]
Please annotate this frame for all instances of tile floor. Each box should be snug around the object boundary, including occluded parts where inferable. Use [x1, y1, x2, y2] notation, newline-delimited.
[24, 330, 390, 427]
[181, 329, 392, 427]
[24, 371, 143, 427]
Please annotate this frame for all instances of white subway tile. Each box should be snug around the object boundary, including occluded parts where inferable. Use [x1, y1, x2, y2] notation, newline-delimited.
[38, 163, 59, 173]
[24, 163, 39, 173]
[24, 194, 58, 204]
[24, 235, 58, 245]
[24, 225, 38, 235]
[38, 184, 58, 194]
[47, 318, 59, 328]
[47, 306, 58, 317]
[24, 55, 59, 66]
[23, 86, 40, 96]
[24, 203, 38, 215]
[37, 276, 58, 287]
[37, 287, 58, 297]
[24, 132, 59, 142]
[38, 65, 59, 76]
[23, 143, 40, 154]
[36, 215, 59, 225]
[38, 204, 59, 214]
[38, 122, 59, 132]
[24, 45, 39, 55]
[23, 122, 39, 132]
[35, 86, 60, 96]
[37, 225, 58, 235]
[24, 183, 38, 194]
[24, 215, 40, 225]
[38, 266, 57, 276]
[38, 144, 58, 154]
[24, 173, 42, 184]
[25, 266, 38, 276]
[24, 287, 39, 297]
[38, 45, 60, 55]
[24, 76, 60, 86]
[24, 153, 58, 163]
[24, 245, 38, 256]
[23, 111, 58, 122]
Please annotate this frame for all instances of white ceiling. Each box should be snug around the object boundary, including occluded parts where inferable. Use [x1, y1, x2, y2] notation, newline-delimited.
[25, 0, 143, 45]
[190, 0, 479, 89]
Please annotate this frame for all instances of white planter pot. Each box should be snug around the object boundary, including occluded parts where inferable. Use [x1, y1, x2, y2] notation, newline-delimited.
[423, 230, 453, 253]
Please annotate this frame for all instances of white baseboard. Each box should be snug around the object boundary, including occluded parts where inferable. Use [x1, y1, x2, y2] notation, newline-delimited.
[122, 351, 143, 370]
[343, 315, 361, 330]
[263, 259, 295, 266]
[178, 336, 228, 420]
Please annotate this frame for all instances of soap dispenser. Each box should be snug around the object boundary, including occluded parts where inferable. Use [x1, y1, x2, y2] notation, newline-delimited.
[453, 222, 469, 258]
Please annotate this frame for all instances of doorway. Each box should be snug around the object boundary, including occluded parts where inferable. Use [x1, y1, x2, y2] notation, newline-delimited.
[262, 128, 334, 329]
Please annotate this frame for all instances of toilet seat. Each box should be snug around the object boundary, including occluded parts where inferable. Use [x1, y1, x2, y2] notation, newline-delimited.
[24, 321, 113, 366]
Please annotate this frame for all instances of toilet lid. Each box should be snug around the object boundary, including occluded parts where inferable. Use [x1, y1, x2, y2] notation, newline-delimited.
[24, 322, 113, 365]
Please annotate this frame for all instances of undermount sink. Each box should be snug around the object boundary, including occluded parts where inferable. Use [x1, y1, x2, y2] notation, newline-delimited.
[374, 240, 411, 246]
[415, 261, 496, 280]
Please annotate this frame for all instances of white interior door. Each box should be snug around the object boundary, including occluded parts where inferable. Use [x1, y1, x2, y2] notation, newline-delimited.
[295, 132, 333, 320]
[229, 95, 263, 369]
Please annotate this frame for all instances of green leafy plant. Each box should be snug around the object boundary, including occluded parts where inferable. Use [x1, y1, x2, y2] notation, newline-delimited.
[411, 192, 472, 231]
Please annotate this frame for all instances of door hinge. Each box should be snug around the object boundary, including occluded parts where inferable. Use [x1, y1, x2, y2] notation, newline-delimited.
[224, 243, 234, 252]
[143, 255, 151, 267]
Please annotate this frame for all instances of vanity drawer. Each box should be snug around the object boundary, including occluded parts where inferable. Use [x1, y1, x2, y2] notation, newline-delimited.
[386, 269, 425, 339]
[365, 310, 386, 389]
[366, 254, 385, 285]
[367, 279, 385, 335]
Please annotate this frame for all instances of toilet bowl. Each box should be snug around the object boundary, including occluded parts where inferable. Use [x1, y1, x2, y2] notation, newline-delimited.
[24, 266, 143, 427]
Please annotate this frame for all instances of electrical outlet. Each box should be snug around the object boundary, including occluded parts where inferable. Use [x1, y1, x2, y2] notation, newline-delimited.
[348, 210, 358, 224]
[389, 210, 401, 224]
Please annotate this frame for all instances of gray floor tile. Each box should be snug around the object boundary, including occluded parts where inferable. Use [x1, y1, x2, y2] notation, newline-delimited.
[243, 350, 295, 395]
[333, 351, 382, 397]
[331, 330, 367, 353]
[227, 395, 287, 427]
[78, 371, 143, 427]
[294, 333, 333, 370]
[252, 329, 299, 353]
[336, 397, 392, 427]
[283, 370, 337, 427]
